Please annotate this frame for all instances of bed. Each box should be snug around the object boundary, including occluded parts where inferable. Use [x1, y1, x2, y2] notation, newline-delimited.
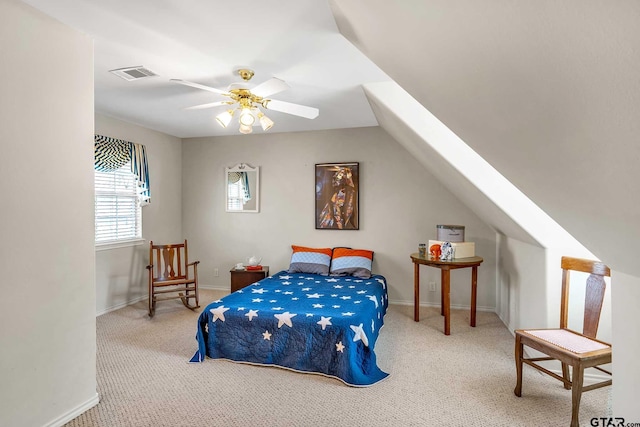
[190, 270, 389, 386]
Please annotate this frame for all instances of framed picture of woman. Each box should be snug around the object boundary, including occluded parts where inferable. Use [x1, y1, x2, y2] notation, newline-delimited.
[315, 162, 359, 230]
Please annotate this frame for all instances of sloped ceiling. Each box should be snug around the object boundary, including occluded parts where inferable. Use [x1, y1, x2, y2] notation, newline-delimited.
[330, 0, 640, 276]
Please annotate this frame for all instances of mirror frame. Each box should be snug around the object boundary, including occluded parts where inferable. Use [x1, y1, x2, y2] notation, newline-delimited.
[225, 163, 260, 213]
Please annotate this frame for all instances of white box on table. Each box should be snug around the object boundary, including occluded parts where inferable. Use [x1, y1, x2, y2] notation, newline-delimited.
[428, 240, 475, 259]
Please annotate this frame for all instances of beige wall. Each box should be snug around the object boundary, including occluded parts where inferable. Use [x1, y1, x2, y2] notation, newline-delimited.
[95, 114, 183, 315]
[182, 126, 497, 309]
[0, 1, 96, 426]
[332, 1, 637, 414]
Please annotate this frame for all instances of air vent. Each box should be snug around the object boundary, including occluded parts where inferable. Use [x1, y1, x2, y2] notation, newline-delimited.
[109, 66, 157, 81]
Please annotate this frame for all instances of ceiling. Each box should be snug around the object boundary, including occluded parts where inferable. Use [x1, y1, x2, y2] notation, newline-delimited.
[23, 0, 390, 138]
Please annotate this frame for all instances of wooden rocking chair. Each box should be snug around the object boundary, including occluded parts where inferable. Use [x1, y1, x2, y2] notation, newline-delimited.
[146, 240, 200, 317]
[514, 256, 611, 427]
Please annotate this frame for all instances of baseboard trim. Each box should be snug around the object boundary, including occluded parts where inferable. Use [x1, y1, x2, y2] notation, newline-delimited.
[389, 298, 496, 313]
[97, 295, 147, 317]
[44, 392, 99, 427]
[96, 286, 229, 317]
[199, 284, 230, 292]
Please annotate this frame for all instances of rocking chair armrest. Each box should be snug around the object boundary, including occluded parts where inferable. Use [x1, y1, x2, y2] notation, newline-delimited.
[187, 261, 200, 267]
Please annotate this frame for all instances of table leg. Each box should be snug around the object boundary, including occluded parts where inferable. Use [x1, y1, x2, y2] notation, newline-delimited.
[413, 262, 420, 322]
[442, 269, 450, 335]
[471, 266, 478, 327]
[440, 269, 445, 316]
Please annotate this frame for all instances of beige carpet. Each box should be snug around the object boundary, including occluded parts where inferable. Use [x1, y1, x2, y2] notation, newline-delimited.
[66, 289, 611, 427]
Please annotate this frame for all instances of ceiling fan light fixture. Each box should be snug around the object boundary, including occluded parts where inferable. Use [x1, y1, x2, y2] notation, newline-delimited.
[216, 110, 234, 128]
[258, 112, 274, 131]
[239, 123, 253, 134]
[239, 108, 255, 126]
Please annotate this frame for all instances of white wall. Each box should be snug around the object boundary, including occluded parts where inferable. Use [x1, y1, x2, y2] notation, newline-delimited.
[95, 114, 183, 315]
[182, 126, 497, 310]
[612, 271, 640, 418]
[0, 1, 97, 426]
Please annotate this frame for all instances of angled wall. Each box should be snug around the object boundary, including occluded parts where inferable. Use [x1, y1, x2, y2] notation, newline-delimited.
[363, 81, 600, 332]
[331, 0, 635, 415]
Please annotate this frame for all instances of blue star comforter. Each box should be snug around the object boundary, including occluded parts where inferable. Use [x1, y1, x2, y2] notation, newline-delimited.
[190, 271, 389, 386]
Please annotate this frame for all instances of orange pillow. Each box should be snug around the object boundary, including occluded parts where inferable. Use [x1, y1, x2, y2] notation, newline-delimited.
[330, 248, 374, 278]
[288, 245, 333, 275]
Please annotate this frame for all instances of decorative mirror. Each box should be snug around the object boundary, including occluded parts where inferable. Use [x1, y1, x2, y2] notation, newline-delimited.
[225, 163, 260, 213]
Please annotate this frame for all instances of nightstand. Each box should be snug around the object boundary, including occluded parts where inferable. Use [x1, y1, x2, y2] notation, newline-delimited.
[230, 266, 269, 292]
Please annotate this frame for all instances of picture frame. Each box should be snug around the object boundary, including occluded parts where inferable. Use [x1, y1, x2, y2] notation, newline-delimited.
[315, 162, 359, 230]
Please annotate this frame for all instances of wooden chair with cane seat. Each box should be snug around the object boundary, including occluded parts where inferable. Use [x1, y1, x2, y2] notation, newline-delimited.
[146, 240, 200, 317]
[514, 256, 611, 427]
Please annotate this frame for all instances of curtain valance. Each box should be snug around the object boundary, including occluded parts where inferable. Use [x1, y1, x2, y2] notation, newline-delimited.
[94, 134, 151, 205]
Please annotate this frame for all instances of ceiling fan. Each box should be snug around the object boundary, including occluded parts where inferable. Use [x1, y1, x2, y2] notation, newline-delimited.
[171, 69, 319, 134]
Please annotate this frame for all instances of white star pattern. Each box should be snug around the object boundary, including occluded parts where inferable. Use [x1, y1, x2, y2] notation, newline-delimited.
[350, 323, 369, 347]
[213, 299, 223, 303]
[317, 316, 332, 330]
[210, 306, 230, 322]
[367, 295, 379, 308]
[200, 271, 389, 375]
[274, 312, 297, 328]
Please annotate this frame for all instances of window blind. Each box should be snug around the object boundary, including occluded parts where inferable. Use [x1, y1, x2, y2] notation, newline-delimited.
[95, 161, 142, 243]
[227, 180, 244, 211]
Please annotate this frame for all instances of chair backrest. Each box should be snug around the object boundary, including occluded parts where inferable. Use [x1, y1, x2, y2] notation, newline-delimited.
[559, 256, 611, 338]
[149, 240, 190, 282]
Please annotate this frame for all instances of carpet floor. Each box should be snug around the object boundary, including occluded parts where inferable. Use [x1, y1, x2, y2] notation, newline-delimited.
[65, 289, 611, 426]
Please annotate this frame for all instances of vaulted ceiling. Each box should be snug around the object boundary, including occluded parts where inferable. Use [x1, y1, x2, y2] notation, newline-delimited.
[330, 0, 640, 276]
[23, 0, 640, 276]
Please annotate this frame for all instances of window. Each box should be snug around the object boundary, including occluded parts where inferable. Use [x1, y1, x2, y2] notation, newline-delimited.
[95, 161, 142, 245]
[227, 179, 244, 211]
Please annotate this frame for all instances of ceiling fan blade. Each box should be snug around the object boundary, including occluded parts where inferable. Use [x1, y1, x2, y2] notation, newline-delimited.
[262, 99, 319, 119]
[170, 79, 229, 95]
[185, 101, 230, 110]
[251, 77, 290, 98]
